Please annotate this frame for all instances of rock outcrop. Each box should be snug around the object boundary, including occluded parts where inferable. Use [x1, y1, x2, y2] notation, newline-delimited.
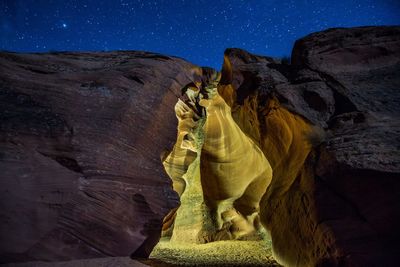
[219, 26, 400, 266]
[163, 79, 272, 243]
[0, 51, 202, 262]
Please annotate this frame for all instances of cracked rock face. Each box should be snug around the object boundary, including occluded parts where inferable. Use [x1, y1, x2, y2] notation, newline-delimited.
[0, 51, 201, 262]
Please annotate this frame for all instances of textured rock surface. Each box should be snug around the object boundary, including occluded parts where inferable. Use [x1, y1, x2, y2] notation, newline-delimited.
[0, 51, 202, 262]
[199, 88, 272, 240]
[163, 85, 272, 243]
[219, 26, 400, 266]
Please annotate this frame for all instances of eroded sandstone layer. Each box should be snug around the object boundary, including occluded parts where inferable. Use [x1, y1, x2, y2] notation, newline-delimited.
[218, 26, 400, 266]
[0, 51, 202, 262]
[163, 79, 272, 243]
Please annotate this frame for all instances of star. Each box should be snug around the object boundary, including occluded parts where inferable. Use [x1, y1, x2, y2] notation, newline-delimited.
[0, 0, 398, 69]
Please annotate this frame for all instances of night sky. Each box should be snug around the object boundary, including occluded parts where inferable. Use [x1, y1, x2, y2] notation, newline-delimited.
[1, 0, 399, 69]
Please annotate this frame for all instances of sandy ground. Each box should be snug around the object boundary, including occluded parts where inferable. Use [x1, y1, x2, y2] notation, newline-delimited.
[149, 238, 281, 266]
[1, 240, 280, 267]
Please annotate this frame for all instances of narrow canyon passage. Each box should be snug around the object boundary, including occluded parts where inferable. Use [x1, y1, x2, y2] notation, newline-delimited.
[152, 67, 279, 266]
[151, 27, 400, 266]
[151, 51, 317, 267]
[0, 26, 398, 267]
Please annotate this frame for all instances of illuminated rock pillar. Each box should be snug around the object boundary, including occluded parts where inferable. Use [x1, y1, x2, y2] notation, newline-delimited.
[168, 118, 214, 243]
[163, 83, 273, 243]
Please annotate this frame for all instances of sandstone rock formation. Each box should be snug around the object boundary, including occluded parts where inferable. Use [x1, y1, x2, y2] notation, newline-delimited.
[218, 26, 400, 266]
[1, 25, 399, 267]
[162, 78, 273, 243]
[199, 88, 272, 240]
[0, 50, 202, 262]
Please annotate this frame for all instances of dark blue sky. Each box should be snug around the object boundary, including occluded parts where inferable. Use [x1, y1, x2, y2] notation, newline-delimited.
[1, 0, 399, 69]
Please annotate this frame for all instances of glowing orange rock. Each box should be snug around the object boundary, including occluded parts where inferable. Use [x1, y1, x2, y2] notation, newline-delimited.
[199, 88, 272, 239]
[162, 81, 273, 242]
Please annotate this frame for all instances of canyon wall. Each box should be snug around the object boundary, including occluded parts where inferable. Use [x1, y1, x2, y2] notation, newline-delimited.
[0, 26, 399, 266]
[219, 26, 400, 266]
[0, 51, 200, 262]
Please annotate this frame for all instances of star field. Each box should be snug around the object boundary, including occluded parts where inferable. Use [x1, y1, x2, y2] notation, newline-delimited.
[1, 0, 399, 69]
